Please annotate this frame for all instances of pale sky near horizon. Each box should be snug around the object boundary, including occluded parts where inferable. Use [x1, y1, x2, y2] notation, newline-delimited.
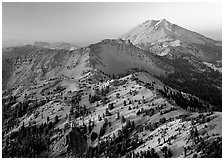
[2, 2, 222, 45]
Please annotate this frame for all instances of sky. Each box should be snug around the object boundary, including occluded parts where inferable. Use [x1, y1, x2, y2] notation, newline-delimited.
[2, 2, 222, 46]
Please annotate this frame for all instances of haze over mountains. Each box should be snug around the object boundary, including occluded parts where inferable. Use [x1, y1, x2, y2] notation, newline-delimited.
[33, 41, 80, 50]
[2, 19, 222, 158]
[2, 40, 82, 49]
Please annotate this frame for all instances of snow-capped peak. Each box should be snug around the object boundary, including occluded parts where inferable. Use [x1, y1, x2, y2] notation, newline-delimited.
[153, 19, 173, 31]
[155, 19, 171, 26]
[119, 19, 217, 47]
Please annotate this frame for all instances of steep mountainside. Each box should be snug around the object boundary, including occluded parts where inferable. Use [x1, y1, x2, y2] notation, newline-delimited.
[120, 19, 221, 63]
[2, 45, 41, 89]
[120, 19, 217, 45]
[2, 45, 90, 90]
[88, 39, 173, 76]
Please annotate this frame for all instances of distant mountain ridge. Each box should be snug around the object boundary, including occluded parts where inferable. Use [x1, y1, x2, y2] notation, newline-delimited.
[33, 41, 80, 50]
[33, 41, 50, 47]
[3, 40, 34, 48]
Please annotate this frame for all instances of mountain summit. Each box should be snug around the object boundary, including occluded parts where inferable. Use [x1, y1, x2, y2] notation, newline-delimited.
[120, 19, 217, 46]
[120, 19, 221, 62]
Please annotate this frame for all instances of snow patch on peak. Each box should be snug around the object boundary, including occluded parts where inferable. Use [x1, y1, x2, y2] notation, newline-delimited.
[155, 20, 163, 26]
